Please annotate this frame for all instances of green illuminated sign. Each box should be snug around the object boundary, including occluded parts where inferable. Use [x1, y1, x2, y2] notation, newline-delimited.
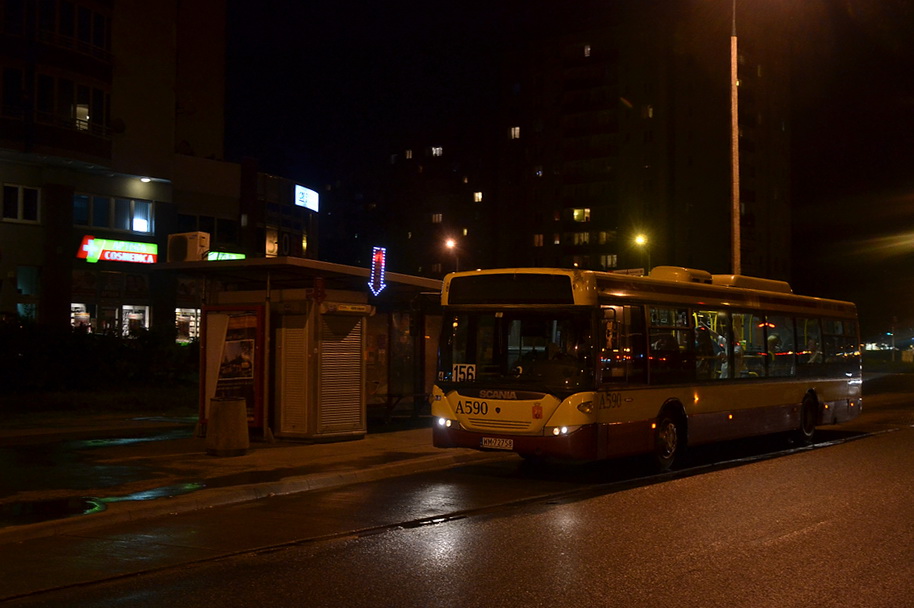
[77, 235, 158, 264]
[205, 251, 246, 261]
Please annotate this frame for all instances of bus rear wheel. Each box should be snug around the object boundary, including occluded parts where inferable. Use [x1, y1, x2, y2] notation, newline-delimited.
[653, 412, 683, 472]
[794, 395, 818, 446]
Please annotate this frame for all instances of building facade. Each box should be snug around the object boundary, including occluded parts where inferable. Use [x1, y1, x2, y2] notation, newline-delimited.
[0, 0, 316, 335]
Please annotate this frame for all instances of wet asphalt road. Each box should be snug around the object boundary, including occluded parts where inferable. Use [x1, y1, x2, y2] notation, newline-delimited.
[1, 392, 912, 605]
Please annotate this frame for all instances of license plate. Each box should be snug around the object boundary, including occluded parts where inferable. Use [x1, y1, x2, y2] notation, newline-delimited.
[481, 437, 514, 450]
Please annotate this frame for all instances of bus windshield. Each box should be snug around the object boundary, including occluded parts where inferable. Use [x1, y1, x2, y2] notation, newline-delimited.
[438, 310, 594, 393]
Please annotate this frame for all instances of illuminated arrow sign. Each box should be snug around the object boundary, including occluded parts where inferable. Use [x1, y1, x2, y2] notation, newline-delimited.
[368, 246, 387, 296]
[77, 235, 158, 264]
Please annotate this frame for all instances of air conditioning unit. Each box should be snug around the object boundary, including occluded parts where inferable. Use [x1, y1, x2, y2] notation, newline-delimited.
[167, 231, 210, 262]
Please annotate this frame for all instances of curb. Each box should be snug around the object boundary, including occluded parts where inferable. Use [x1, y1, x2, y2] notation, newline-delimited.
[0, 449, 512, 545]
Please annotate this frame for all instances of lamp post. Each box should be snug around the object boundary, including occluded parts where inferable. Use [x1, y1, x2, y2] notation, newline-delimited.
[445, 238, 459, 272]
[730, 0, 741, 275]
[634, 233, 651, 274]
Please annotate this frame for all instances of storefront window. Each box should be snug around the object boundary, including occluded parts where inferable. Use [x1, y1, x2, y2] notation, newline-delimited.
[176, 308, 200, 343]
[389, 312, 415, 395]
[122, 305, 148, 336]
[72, 303, 92, 331]
[365, 313, 389, 403]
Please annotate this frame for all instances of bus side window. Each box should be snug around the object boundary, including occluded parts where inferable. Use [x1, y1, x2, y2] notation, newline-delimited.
[731, 312, 764, 378]
[765, 314, 796, 378]
[694, 309, 728, 380]
[694, 309, 730, 380]
[797, 317, 823, 377]
[822, 319, 859, 376]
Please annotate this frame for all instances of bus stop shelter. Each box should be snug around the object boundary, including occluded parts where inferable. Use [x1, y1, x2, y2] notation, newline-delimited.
[162, 257, 442, 442]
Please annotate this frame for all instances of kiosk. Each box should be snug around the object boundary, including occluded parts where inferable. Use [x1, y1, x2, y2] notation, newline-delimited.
[165, 257, 441, 441]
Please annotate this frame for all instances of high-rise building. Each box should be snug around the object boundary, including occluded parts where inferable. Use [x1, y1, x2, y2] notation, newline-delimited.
[494, 0, 792, 277]
[356, 1, 792, 280]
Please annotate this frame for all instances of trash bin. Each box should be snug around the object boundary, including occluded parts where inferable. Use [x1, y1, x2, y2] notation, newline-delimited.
[206, 397, 250, 456]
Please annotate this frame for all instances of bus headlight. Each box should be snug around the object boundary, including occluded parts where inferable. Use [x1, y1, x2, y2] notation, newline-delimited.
[437, 417, 453, 428]
[547, 425, 580, 436]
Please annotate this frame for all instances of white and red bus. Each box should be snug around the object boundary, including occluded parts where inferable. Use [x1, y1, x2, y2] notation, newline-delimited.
[431, 266, 862, 470]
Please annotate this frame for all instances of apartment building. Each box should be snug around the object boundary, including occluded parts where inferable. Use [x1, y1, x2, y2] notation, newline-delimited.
[0, 0, 316, 336]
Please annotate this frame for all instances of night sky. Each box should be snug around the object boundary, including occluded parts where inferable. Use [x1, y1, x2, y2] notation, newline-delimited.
[225, 0, 914, 336]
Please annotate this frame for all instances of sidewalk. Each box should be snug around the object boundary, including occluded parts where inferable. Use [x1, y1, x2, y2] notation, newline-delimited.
[0, 411, 509, 545]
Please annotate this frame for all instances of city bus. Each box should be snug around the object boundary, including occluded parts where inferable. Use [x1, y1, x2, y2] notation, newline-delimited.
[431, 266, 861, 470]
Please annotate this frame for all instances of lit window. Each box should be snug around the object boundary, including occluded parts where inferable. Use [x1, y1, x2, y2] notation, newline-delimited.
[133, 200, 151, 232]
[601, 254, 618, 269]
[572, 232, 590, 245]
[584, 44, 591, 57]
[534, 165, 543, 177]
[572, 208, 591, 222]
[75, 103, 89, 130]
[553, 233, 561, 245]
[432, 213, 443, 224]
[462, 228, 468, 236]
[431, 147, 443, 157]
[474, 191, 483, 202]
[642, 105, 654, 119]
[510, 126, 520, 140]
[405, 149, 413, 159]
[533, 234, 544, 247]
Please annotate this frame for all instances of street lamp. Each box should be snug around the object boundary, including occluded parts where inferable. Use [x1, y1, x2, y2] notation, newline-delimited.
[730, 0, 741, 275]
[445, 238, 459, 272]
[634, 233, 651, 274]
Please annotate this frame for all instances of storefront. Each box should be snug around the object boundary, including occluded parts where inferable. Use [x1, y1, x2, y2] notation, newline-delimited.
[162, 256, 441, 441]
[71, 235, 159, 335]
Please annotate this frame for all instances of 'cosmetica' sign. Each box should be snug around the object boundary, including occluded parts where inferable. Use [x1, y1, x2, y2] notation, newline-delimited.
[77, 235, 158, 264]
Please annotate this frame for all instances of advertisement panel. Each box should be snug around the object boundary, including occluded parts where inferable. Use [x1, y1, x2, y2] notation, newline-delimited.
[200, 305, 265, 427]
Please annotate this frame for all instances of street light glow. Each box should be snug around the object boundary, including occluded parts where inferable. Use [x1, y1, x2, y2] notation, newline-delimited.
[634, 233, 651, 273]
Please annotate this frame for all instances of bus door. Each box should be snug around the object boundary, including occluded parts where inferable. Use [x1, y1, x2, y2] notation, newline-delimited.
[599, 305, 646, 385]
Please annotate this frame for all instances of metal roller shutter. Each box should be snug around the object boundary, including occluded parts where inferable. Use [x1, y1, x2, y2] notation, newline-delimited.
[318, 315, 364, 433]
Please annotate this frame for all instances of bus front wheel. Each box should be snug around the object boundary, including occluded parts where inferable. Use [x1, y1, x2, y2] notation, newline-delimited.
[653, 411, 683, 472]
